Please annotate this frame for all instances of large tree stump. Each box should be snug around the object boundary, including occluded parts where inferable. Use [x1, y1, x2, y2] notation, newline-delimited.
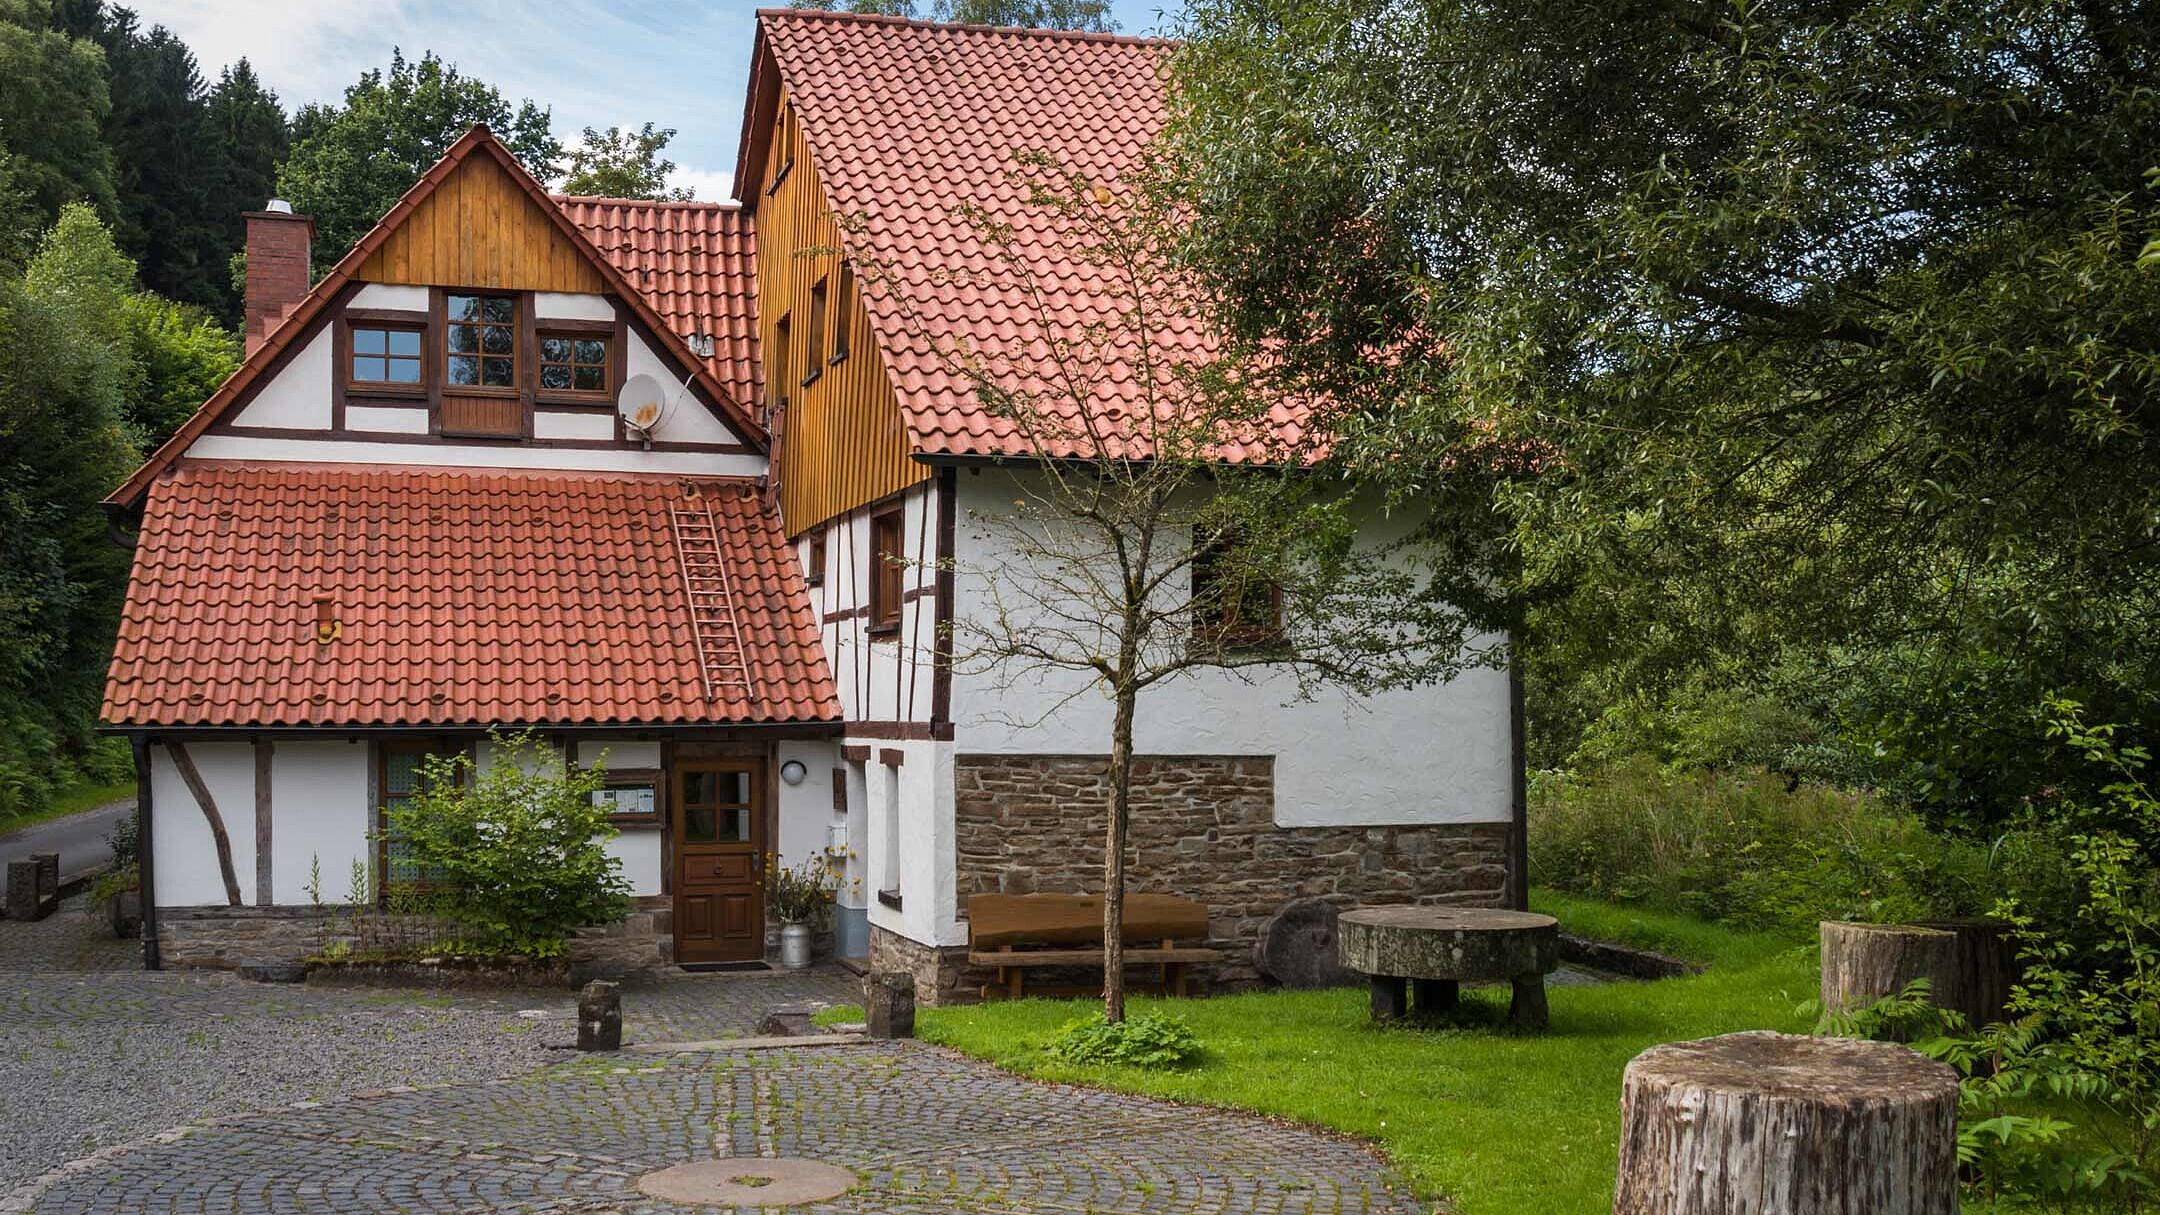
[1615, 1031, 1959, 1215]
[1821, 919, 2014, 1029]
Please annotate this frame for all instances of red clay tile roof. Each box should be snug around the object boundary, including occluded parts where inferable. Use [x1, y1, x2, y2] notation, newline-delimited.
[102, 464, 840, 729]
[558, 197, 761, 418]
[749, 10, 1306, 462]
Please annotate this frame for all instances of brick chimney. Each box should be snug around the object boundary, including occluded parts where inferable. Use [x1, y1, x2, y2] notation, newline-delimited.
[242, 200, 314, 355]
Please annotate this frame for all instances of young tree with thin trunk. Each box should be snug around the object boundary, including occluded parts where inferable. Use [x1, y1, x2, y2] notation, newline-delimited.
[867, 153, 1498, 1021]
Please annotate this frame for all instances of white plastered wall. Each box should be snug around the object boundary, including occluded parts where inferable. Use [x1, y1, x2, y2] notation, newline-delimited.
[798, 483, 940, 725]
[226, 327, 332, 429]
[775, 740, 841, 874]
[268, 740, 372, 904]
[860, 738, 959, 946]
[948, 468, 1514, 829]
[149, 743, 257, 905]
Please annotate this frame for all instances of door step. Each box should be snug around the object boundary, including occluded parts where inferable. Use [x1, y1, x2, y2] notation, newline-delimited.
[678, 960, 773, 974]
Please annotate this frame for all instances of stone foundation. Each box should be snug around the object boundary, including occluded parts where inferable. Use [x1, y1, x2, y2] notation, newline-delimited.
[951, 753, 1512, 996]
[155, 896, 678, 982]
[870, 924, 976, 1006]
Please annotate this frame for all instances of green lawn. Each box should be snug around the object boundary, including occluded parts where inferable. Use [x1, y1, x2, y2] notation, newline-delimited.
[0, 780, 133, 837]
[916, 891, 1817, 1215]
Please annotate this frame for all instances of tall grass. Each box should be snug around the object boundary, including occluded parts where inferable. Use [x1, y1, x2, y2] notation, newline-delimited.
[1528, 758, 2058, 936]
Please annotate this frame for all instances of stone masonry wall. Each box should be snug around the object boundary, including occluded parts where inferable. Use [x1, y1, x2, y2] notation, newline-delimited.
[156, 895, 675, 981]
[952, 754, 1512, 995]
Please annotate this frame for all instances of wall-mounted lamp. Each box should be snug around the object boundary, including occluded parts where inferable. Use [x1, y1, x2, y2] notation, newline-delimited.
[780, 759, 808, 786]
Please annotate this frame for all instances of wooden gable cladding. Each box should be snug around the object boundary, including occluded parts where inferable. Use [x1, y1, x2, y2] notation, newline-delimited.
[759, 86, 927, 537]
[356, 153, 605, 294]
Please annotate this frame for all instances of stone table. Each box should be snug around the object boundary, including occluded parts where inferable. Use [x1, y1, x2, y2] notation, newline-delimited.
[1337, 905, 1561, 1027]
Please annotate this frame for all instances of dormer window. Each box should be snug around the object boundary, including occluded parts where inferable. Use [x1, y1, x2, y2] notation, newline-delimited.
[445, 293, 517, 390]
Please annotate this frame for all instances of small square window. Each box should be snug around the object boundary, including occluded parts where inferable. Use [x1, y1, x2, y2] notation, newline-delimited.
[538, 330, 611, 397]
[349, 324, 423, 387]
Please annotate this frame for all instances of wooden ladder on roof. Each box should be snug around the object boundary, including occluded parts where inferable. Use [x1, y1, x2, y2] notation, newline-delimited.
[669, 501, 753, 703]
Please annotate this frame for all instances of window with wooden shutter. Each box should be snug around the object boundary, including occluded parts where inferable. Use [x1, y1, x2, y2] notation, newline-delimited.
[869, 508, 904, 634]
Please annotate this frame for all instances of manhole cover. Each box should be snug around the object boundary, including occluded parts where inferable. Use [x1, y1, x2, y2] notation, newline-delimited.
[636, 1158, 858, 1206]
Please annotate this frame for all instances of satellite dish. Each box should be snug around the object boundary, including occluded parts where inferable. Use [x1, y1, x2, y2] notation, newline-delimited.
[617, 373, 671, 438]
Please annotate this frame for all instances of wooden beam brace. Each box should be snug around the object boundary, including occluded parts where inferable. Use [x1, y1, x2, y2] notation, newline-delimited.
[167, 742, 243, 907]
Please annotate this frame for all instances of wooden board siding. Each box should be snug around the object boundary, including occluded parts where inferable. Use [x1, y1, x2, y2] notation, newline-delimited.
[759, 86, 927, 536]
[356, 154, 606, 294]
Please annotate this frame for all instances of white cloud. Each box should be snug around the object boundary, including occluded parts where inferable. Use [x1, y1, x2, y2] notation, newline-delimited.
[668, 165, 740, 204]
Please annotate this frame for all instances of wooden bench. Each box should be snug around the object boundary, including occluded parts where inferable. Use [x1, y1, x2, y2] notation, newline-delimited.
[966, 893, 1219, 1000]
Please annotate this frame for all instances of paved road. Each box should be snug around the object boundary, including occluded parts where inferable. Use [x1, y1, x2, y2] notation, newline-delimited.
[0, 799, 132, 880]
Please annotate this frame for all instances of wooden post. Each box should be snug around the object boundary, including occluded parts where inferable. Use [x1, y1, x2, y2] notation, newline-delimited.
[1822, 920, 2014, 1029]
[1615, 1031, 1959, 1215]
[253, 738, 274, 906]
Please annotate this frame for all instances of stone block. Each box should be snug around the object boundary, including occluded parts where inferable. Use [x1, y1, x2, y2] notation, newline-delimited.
[578, 980, 622, 1051]
[864, 970, 916, 1039]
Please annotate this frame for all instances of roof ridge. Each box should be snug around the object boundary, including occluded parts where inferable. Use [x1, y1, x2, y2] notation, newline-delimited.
[754, 6, 1177, 47]
[553, 194, 742, 211]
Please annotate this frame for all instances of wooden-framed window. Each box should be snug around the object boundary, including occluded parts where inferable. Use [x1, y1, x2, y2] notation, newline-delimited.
[770, 312, 792, 426]
[869, 508, 904, 635]
[830, 264, 853, 364]
[538, 330, 610, 397]
[444, 292, 518, 391]
[804, 275, 827, 385]
[376, 740, 464, 897]
[806, 531, 827, 587]
[1192, 530, 1285, 650]
[349, 323, 424, 388]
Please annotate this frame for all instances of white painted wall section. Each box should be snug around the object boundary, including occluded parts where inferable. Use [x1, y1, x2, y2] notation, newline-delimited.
[533, 292, 615, 322]
[344, 406, 430, 435]
[948, 469, 1514, 828]
[150, 743, 257, 905]
[351, 283, 429, 310]
[227, 326, 332, 429]
[267, 740, 372, 904]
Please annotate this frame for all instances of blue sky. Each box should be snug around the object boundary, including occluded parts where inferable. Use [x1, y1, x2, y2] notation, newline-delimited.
[131, 0, 1184, 202]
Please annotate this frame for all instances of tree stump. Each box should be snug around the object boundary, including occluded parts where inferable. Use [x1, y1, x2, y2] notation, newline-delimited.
[578, 980, 622, 1051]
[1615, 1031, 1959, 1215]
[1821, 920, 2014, 1029]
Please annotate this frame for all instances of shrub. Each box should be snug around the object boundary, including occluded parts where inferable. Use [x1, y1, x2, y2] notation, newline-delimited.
[1528, 758, 2005, 935]
[382, 730, 630, 957]
[1047, 1012, 1203, 1069]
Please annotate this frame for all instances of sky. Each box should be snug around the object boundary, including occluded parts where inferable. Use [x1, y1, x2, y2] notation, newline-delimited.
[129, 0, 1184, 203]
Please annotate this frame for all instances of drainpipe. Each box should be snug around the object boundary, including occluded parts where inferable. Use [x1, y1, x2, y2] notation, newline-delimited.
[1508, 645, 1530, 912]
[133, 734, 160, 970]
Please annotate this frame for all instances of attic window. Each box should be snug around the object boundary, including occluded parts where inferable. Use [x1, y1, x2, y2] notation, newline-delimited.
[350, 325, 423, 386]
[804, 276, 827, 386]
[538, 333, 609, 396]
[445, 293, 517, 391]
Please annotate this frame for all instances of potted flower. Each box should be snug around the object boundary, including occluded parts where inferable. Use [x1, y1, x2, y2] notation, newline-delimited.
[766, 853, 838, 969]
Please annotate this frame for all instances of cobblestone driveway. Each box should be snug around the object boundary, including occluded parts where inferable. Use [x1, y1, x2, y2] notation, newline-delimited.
[20, 1044, 1418, 1215]
[5, 906, 1415, 1215]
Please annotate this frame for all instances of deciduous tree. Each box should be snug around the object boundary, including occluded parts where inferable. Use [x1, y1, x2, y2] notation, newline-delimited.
[280, 50, 562, 277]
[560, 123, 692, 200]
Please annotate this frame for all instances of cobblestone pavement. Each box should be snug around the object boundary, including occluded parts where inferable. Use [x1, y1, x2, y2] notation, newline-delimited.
[0, 894, 138, 972]
[19, 1042, 1420, 1215]
[0, 903, 862, 1200]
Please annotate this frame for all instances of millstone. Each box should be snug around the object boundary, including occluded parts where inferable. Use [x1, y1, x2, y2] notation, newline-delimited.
[636, 1158, 858, 1206]
[1252, 898, 1359, 988]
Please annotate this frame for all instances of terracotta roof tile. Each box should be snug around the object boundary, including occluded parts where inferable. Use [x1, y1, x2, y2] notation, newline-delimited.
[757, 10, 1303, 462]
[557, 197, 761, 416]
[102, 464, 839, 729]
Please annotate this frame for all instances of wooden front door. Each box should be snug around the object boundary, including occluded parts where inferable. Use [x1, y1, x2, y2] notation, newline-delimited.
[672, 762, 764, 963]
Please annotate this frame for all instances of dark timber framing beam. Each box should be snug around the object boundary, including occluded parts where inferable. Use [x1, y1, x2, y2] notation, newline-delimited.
[133, 736, 160, 970]
[253, 738, 274, 906]
[167, 742, 243, 907]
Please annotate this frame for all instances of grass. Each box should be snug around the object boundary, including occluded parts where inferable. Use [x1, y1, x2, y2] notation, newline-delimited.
[0, 780, 133, 838]
[812, 1004, 865, 1028]
[917, 890, 1816, 1215]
